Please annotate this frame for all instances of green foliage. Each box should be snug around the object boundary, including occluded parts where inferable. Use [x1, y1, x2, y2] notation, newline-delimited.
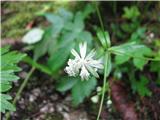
[131, 75, 152, 97]
[56, 76, 97, 106]
[23, 56, 52, 75]
[0, 46, 26, 113]
[122, 6, 140, 20]
[109, 42, 152, 70]
[47, 42, 75, 73]
[104, 52, 112, 77]
[129, 27, 146, 42]
[56, 76, 78, 92]
[26, 4, 97, 106]
[33, 5, 94, 75]
[97, 30, 111, 48]
[71, 77, 97, 106]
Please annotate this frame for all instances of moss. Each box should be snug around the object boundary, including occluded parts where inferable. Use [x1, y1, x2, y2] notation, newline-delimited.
[1, 1, 87, 39]
[1, 1, 72, 39]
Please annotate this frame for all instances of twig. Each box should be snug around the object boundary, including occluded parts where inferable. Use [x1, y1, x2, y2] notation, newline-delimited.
[5, 67, 35, 120]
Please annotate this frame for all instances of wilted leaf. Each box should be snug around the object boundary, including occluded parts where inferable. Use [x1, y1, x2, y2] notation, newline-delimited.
[22, 28, 44, 44]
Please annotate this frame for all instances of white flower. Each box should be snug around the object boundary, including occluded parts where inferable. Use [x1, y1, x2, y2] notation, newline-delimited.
[65, 42, 103, 80]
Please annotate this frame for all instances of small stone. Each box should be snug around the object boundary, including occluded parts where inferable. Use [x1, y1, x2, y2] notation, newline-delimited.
[91, 95, 99, 103]
[40, 105, 48, 113]
[29, 94, 36, 102]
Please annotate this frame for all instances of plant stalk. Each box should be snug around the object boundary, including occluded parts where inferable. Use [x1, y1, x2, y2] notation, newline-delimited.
[96, 53, 109, 120]
[5, 67, 35, 120]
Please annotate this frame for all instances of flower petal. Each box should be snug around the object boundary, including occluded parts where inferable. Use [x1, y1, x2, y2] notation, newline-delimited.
[79, 42, 87, 59]
[86, 49, 96, 60]
[85, 64, 99, 78]
[71, 49, 80, 59]
[88, 60, 104, 69]
[80, 65, 90, 80]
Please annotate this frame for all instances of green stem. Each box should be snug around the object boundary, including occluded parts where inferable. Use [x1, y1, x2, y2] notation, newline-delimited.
[5, 67, 35, 120]
[96, 53, 109, 120]
[23, 56, 52, 75]
[95, 2, 111, 120]
[95, 2, 108, 47]
[95, 2, 105, 32]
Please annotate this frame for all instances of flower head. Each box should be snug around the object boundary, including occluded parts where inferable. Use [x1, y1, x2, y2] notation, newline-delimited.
[65, 42, 103, 80]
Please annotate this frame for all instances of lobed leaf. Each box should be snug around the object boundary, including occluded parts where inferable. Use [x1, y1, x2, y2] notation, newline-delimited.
[71, 77, 97, 106]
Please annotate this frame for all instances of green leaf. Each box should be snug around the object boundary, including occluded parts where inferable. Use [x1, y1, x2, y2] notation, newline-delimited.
[1, 45, 10, 55]
[115, 54, 130, 65]
[47, 42, 75, 73]
[0, 94, 16, 113]
[109, 42, 144, 55]
[77, 31, 92, 46]
[73, 12, 85, 33]
[0, 83, 12, 92]
[0, 46, 25, 113]
[44, 13, 64, 29]
[34, 26, 61, 60]
[59, 32, 77, 48]
[56, 76, 78, 92]
[97, 30, 111, 48]
[150, 61, 160, 72]
[86, 65, 99, 78]
[1, 70, 19, 81]
[71, 77, 97, 106]
[133, 57, 148, 70]
[1, 51, 26, 69]
[34, 13, 64, 60]
[105, 52, 112, 77]
[57, 8, 73, 21]
[82, 4, 95, 19]
[122, 6, 140, 19]
[130, 27, 146, 42]
[132, 75, 152, 97]
[110, 42, 152, 69]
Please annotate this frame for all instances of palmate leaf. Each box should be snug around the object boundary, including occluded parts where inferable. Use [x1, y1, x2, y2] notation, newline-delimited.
[56, 76, 79, 92]
[71, 77, 97, 106]
[0, 46, 26, 113]
[47, 41, 75, 73]
[110, 42, 152, 70]
[56, 76, 97, 106]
